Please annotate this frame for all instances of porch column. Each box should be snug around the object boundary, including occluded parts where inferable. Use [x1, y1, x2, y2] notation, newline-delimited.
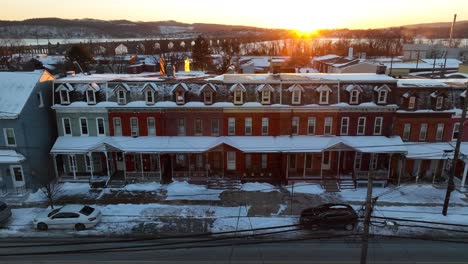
[302, 153, 307, 178]
[157, 153, 162, 181]
[52, 154, 59, 179]
[71, 155, 76, 180]
[461, 160, 468, 188]
[398, 157, 406, 186]
[337, 151, 341, 179]
[140, 153, 144, 181]
[188, 153, 191, 179]
[387, 154, 393, 180]
[123, 152, 127, 180]
[171, 154, 174, 179]
[87, 152, 94, 180]
[320, 152, 324, 180]
[104, 151, 110, 178]
[286, 153, 290, 179]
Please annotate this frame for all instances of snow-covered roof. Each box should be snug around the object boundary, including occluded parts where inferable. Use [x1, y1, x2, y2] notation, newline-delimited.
[229, 83, 246, 92]
[141, 83, 159, 92]
[199, 83, 217, 94]
[0, 150, 26, 163]
[397, 79, 449, 88]
[404, 142, 455, 160]
[313, 54, 340, 61]
[287, 84, 304, 92]
[88, 83, 101, 91]
[115, 83, 130, 91]
[256, 84, 274, 92]
[344, 84, 363, 93]
[0, 70, 49, 119]
[373, 84, 392, 92]
[170, 83, 189, 93]
[55, 83, 74, 92]
[316, 85, 332, 93]
[213, 73, 396, 84]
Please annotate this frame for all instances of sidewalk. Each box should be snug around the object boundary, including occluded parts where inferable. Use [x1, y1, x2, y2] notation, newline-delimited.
[1, 181, 467, 239]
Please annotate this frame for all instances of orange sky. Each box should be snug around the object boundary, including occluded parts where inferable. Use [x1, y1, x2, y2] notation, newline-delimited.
[2, 0, 466, 30]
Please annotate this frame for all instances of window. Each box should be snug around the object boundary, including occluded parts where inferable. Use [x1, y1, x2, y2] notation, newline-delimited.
[292, 90, 301, 104]
[130, 117, 139, 137]
[37, 92, 44, 108]
[289, 154, 297, 169]
[357, 117, 366, 135]
[261, 154, 268, 169]
[96, 118, 105, 136]
[178, 119, 185, 136]
[373, 117, 383, 135]
[145, 90, 154, 105]
[419, 123, 428, 141]
[244, 117, 252, 135]
[350, 90, 359, 104]
[261, 117, 269, 135]
[79, 118, 88, 136]
[85, 155, 92, 172]
[194, 119, 203, 136]
[176, 91, 185, 104]
[4, 128, 16, 146]
[319, 90, 329, 104]
[370, 154, 378, 170]
[87, 90, 96, 105]
[436, 123, 444, 141]
[292, 117, 299, 135]
[403, 124, 411, 141]
[234, 90, 243, 104]
[60, 90, 70, 105]
[245, 154, 252, 169]
[305, 154, 313, 169]
[377, 90, 387, 104]
[113, 117, 122, 136]
[408, 96, 416, 109]
[452, 123, 460, 141]
[322, 152, 331, 169]
[227, 152, 236, 170]
[204, 91, 213, 104]
[211, 119, 219, 136]
[117, 90, 126, 105]
[324, 117, 333, 135]
[176, 154, 187, 166]
[68, 155, 77, 173]
[196, 154, 203, 169]
[147, 117, 156, 136]
[62, 118, 72, 136]
[307, 117, 316, 135]
[11, 166, 24, 182]
[228, 117, 236, 135]
[436, 96, 444, 110]
[341, 117, 349, 135]
[262, 90, 270, 104]
[354, 153, 362, 170]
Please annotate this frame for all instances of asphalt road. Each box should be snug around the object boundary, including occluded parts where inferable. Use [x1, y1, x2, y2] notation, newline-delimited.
[0, 235, 467, 263]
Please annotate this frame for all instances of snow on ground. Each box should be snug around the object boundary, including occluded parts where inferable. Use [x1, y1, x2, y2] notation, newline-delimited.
[164, 181, 223, 200]
[240, 182, 279, 192]
[211, 216, 297, 234]
[285, 183, 325, 195]
[123, 182, 162, 192]
[373, 205, 468, 225]
[25, 182, 91, 202]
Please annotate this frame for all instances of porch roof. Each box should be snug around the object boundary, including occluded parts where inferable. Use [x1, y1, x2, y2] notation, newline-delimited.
[0, 150, 26, 164]
[404, 142, 454, 160]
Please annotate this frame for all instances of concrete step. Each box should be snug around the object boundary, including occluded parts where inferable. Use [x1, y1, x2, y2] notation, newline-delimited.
[207, 179, 242, 190]
[322, 181, 340, 192]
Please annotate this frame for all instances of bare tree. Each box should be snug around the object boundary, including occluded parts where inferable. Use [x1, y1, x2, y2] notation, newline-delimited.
[35, 163, 63, 209]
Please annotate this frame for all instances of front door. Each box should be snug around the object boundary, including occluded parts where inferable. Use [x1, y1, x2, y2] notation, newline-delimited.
[10, 165, 25, 188]
[116, 153, 125, 171]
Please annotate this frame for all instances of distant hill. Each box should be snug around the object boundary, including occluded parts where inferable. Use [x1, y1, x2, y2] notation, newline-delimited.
[402, 20, 468, 29]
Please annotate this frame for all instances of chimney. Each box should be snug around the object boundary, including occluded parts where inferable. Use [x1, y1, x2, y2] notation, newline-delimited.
[348, 47, 353, 59]
[376, 65, 387, 74]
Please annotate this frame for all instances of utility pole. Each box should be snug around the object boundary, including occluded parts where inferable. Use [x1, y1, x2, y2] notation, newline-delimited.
[360, 174, 373, 264]
[442, 83, 468, 215]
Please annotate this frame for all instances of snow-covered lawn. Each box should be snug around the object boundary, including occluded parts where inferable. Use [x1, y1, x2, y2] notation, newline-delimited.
[25, 182, 92, 202]
[211, 216, 297, 234]
[164, 181, 223, 200]
[285, 183, 325, 195]
[240, 182, 279, 192]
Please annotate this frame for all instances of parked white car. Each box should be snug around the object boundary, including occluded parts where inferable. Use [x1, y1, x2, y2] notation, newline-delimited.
[33, 205, 101, 231]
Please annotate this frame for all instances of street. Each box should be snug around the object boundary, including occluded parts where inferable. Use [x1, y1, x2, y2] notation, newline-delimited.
[0, 235, 467, 263]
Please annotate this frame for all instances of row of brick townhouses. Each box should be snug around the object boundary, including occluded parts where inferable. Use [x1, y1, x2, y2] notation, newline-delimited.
[49, 72, 468, 189]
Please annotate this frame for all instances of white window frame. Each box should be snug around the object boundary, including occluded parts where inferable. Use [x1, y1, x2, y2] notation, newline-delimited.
[377, 90, 388, 104]
[145, 90, 155, 105]
[245, 117, 252, 136]
[3, 128, 16, 146]
[227, 151, 236, 170]
[62, 118, 72, 136]
[319, 90, 329, 104]
[292, 90, 301, 105]
[194, 119, 203, 136]
[261, 117, 269, 135]
[113, 117, 122, 136]
[86, 90, 96, 105]
[234, 90, 243, 105]
[204, 90, 213, 105]
[373, 117, 383, 135]
[60, 90, 70, 105]
[350, 90, 359, 104]
[228, 117, 236, 136]
[419, 123, 428, 141]
[96, 118, 106, 136]
[10, 165, 25, 186]
[354, 152, 362, 170]
[322, 151, 331, 170]
[37, 92, 44, 108]
[436, 123, 444, 141]
[436, 96, 444, 110]
[147, 117, 156, 136]
[211, 119, 219, 136]
[357, 117, 366, 135]
[307, 117, 316, 135]
[261, 154, 268, 169]
[452, 123, 460, 141]
[324, 117, 333, 135]
[370, 154, 378, 170]
[68, 155, 77, 173]
[84, 154, 92, 172]
[261, 90, 271, 104]
[130, 117, 139, 137]
[178, 119, 185, 136]
[117, 90, 126, 105]
[292, 117, 299, 135]
[403, 124, 411, 141]
[341, 117, 349, 135]
[79, 118, 88, 136]
[408, 96, 416, 109]
[175, 90, 185, 105]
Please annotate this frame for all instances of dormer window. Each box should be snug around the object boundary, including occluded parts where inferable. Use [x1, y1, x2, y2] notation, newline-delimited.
[288, 84, 304, 105]
[142, 83, 158, 105]
[171, 83, 189, 105]
[176, 91, 185, 104]
[60, 90, 70, 105]
[378, 90, 388, 104]
[256, 84, 274, 105]
[230, 83, 246, 105]
[408, 96, 416, 109]
[350, 90, 359, 104]
[145, 90, 154, 105]
[117, 90, 126, 105]
[317, 85, 332, 105]
[436, 96, 443, 110]
[86, 90, 96, 105]
[200, 83, 217, 105]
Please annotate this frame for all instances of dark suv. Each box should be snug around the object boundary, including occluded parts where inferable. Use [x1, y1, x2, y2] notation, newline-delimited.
[0, 201, 12, 228]
[299, 204, 358, 231]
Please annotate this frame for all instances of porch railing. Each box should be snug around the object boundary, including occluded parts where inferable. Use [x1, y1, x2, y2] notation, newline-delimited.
[126, 172, 161, 180]
[355, 170, 389, 180]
